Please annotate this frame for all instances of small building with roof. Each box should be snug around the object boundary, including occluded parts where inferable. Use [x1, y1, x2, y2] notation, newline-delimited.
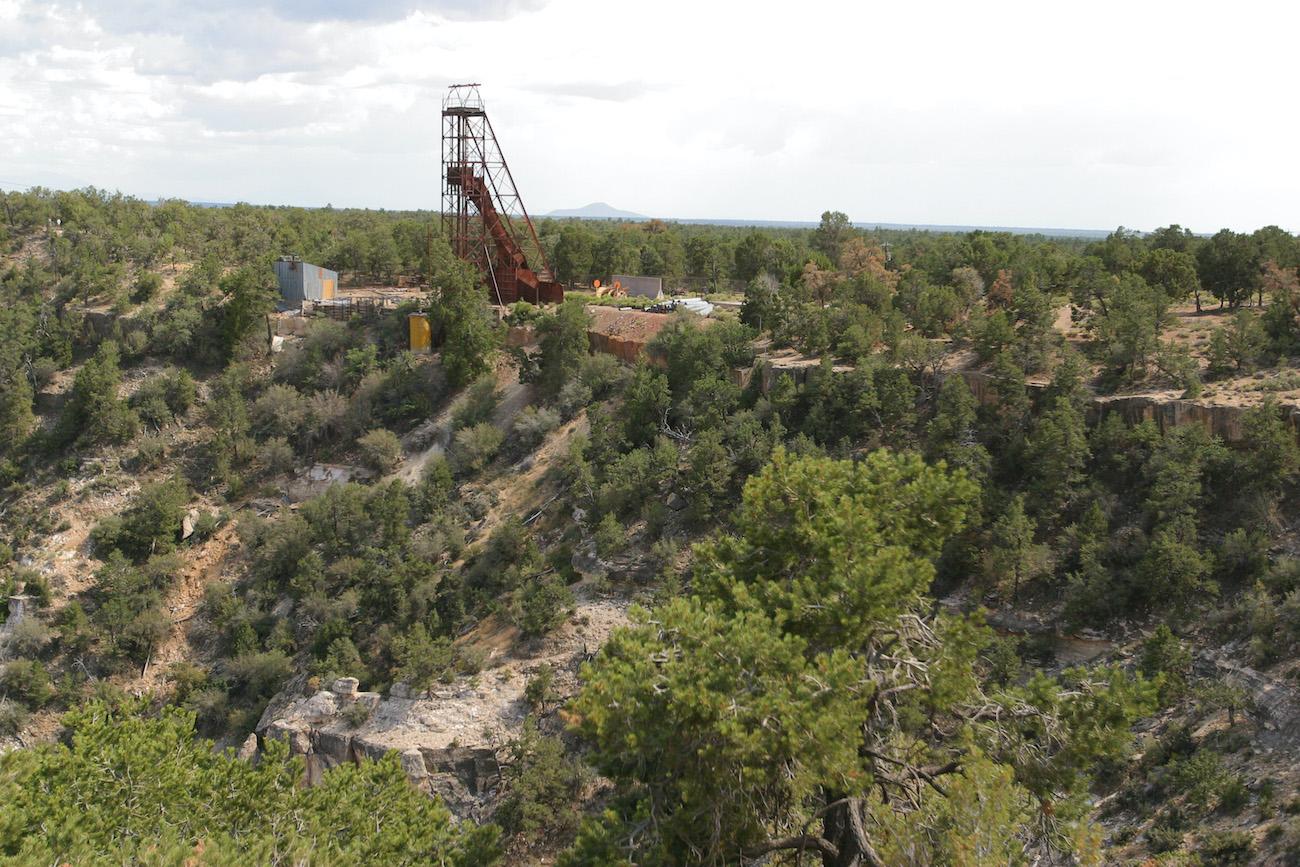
[275, 256, 338, 304]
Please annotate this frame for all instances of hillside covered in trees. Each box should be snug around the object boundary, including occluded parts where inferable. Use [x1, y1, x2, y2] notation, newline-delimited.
[2, 188, 1300, 864]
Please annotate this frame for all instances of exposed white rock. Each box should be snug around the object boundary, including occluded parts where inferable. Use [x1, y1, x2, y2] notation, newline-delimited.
[331, 677, 359, 698]
[256, 596, 631, 818]
[301, 691, 338, 723]
[236, 732, 259, 762]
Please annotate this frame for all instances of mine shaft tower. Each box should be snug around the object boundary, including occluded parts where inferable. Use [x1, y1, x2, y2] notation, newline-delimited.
[441, 84, 563, 305]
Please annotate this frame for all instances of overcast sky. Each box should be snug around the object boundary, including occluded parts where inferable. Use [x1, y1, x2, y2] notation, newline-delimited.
[0, 0, 1296, 233]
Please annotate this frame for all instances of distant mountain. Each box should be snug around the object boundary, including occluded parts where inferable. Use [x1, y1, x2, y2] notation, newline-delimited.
[546, 202, 649, 220]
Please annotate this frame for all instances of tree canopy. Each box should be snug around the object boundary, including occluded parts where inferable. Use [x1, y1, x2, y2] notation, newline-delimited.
[0, 701, 501, 865]
[567, 450, 1155, 866]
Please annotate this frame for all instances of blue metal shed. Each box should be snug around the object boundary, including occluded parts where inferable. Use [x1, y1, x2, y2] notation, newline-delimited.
[275, 256, 338, 303]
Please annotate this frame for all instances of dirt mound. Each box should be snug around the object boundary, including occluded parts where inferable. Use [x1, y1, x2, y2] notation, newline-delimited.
[586, 306, 708, 363]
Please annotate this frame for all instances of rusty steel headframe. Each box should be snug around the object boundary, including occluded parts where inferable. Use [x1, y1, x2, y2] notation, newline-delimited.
[440, 84, 563, 305]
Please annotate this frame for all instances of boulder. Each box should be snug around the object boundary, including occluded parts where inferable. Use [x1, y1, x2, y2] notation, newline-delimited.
[400, 748, 428, 781]
[331, 677, 360, 699]
[264, 720, 312, 756]
[236, 732, 259, 762]
[0, 595, 33, 660]
[301, 691, 339, 723]
[570, 542, 608, 579]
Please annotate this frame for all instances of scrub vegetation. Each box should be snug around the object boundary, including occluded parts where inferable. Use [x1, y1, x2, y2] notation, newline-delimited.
[1, 189, 1299, 863]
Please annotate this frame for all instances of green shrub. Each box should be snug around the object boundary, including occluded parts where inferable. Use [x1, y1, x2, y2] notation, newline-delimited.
[257, 436, 295, 476]
[166, 662, 209, 704]
[30, 357, 58, 391]
[1140, 625, 1192, 704]
[392, 624, 453, 692]
[510, 575, 573, 638]
[190, 510, 220, 541]
[250, 383, 308, 441]
[313, 637, 364, 685]
[0, 659, 54, 708]
[226, 650, 294, 702]
[133, 434, 166, 469]
[0, 697, 28, 735]
[132, 271, 162, 302]
[455, 644, 488, 676]
[1146, 824, 1184, 854]
[1198, 830, 1253, 864]
[524, 664, 556, 712]
[465, 518, 540, 599]
[555, 379, 592, 420]
[511, 405, 561, 455]
[505, 301, 542, 325]
[1219, 774, 1250, 814]
[451, 423, 503, 475]
[342, 701, 371, 729]
[20, 571, 51, 608]
[56, 601, 94, 656]
[58, 341, 138, 446]
[131, 368, 195, 430]
[452, 375, 499, 430]
[4, 616, 52, 659]
[493, 719, 586, 844]
[593, 512, 623, 560]
[413, 455, 454, 519]
[92, 478, 189, 561]
[1167, 749, 1229, 810]
[356, 428, 403, 474]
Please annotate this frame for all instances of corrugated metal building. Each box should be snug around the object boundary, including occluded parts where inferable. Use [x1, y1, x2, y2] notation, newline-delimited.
[275, 256, 338, 303]
[612, 274, 664, 300]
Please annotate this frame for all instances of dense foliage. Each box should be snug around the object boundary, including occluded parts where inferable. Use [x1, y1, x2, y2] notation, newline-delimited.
[566, 451, 1154, 865]
[0, 701, 500, 865]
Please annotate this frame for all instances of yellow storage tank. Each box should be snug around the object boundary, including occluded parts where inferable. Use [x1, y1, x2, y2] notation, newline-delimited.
[408, 313, 432, 354]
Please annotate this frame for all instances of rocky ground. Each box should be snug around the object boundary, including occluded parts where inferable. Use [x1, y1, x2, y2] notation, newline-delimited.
[255, 592, 629, 819]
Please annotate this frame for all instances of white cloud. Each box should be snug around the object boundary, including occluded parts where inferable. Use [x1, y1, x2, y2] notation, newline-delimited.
[0, 0, 1296, 231]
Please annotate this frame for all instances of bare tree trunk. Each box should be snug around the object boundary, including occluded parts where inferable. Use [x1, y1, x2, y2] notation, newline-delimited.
[821, 798, 886, 867]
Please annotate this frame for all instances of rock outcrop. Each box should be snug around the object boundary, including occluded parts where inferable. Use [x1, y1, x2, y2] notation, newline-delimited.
[259, 677, 515, 819]
[0, 595, 32, 662]
[1202, 650, 1300, 747]
[757, 362, 1299, 446]
[256, 597, 630, 818]
[959, 369, 1300, 445]
[285, 463, 376, 502]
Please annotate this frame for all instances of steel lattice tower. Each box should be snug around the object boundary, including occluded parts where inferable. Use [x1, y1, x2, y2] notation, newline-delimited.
[440, 84, 561, 305]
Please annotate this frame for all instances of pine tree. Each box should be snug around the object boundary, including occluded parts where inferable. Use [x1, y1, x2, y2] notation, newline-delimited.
[1024, 397, 1089, 521]
[435, 261, 500, 388]
[568, 451, 1155, 866]
[621, 362, 670, 448]
[59, 340, 138, 446]
[984, 493, 1048, 601]
[0, 701, 501, 864]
